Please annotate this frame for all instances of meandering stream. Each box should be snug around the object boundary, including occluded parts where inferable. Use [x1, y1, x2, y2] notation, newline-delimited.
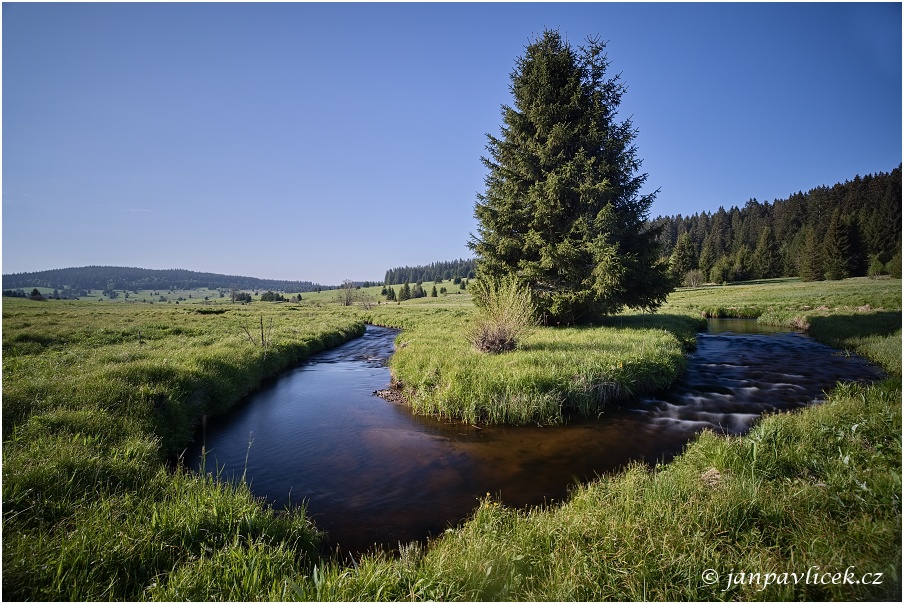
[186, 319, 883, 555]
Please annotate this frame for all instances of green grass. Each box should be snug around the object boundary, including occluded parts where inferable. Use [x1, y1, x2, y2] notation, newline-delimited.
[363, 305, 703, 425]
[3, 276, 900, 600]
[664, 277, 901, 319]
[278, 277, 900, 601]
[2, 298, 363, 599]
[303, 378, 895, 601]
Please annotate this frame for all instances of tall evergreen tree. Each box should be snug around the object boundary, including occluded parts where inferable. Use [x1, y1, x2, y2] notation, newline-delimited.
[823, 209, 852, 280]
[800, 226, 824, 282]
[469, 30, 670, 323]
[752, 226, 780, 279]
[668, 232, 697, 281]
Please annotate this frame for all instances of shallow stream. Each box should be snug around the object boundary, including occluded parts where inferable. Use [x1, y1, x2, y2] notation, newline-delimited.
[186, 319, 883, 555]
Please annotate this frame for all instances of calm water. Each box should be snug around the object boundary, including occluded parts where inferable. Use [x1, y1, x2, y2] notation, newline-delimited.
[186, 320, 883, 555]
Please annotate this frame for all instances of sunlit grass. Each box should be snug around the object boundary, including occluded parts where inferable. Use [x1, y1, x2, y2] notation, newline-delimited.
[2, 297, 362, 599]
[3, 275, 900, 600]
[361, 304, 703, 425]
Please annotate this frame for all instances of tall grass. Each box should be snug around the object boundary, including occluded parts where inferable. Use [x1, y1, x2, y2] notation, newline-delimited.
[467, 275, 537, 353]
[364, 304, 703, 425]
[2, 298, 363, 599]
[3, 276, 899, 600]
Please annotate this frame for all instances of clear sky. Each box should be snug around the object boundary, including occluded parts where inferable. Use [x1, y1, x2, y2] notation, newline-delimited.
[3, 2, 901, 285]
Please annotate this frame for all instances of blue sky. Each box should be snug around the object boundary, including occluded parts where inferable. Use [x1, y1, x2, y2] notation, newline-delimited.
[3, 2, 901, 285]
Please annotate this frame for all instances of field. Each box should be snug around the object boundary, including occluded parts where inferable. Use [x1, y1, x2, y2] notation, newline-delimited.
[2, 277, 900, 600]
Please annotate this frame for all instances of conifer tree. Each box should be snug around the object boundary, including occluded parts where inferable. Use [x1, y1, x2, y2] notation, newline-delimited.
[752, 226, 780, 279]
[469, 30, 671, 324]
[823, 209, 852, 280]
[800, 227, 824, 282]
[668, 232, 697, 282]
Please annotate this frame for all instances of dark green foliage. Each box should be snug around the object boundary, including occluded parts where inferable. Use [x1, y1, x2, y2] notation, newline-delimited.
[752, 226, 780, 279]
[668, 232, 697, 281]
[398, 283, 411, 302]
[800, 227, 824, 282]
[823, 209, 852, 280]
[383, 259, 475, 285]
[469, 30, 671, 323]
[651, 165, 902, 283]
[259, 291, 287, 302]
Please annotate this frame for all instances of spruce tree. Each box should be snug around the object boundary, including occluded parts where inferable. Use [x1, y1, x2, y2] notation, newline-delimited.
[469, 30, 671, 324]
[823, 209, 851, 280]
[668, 232, 697, 282]
[800, 227, 824, 282]
[752, 226, 780, 279]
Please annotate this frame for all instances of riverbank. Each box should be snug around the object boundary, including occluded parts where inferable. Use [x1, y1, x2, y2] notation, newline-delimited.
[283, 279, 899, 601]
[2, 299, 364, 600]
[3, 278, 900, 600]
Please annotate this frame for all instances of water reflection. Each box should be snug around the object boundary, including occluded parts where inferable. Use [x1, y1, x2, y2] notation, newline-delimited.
[187, 322, 883, 555]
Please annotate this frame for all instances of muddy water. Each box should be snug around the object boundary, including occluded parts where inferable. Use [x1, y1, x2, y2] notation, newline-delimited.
[187, 321, 883, 555]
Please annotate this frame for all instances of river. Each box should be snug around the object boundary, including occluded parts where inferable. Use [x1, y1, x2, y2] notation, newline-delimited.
[186, 319, 884, 555]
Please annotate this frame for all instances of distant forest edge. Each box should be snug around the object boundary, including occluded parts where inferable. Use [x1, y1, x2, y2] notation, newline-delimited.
[4, 166, 900, 294]
[653, 164, 902, 284]
[383, 258, 476, 285]
[1, 266, 333, 294]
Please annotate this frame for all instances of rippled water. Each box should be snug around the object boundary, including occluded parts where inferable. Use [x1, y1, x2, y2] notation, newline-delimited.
[186, 320, 883, 555]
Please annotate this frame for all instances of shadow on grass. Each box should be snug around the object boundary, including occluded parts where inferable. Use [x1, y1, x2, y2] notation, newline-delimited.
[808, 311, 902, 342]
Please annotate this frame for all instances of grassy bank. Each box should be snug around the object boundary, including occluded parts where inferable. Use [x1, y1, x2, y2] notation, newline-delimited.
[363, 302, 704, 425]
[3, 277, 900, 600]
[286, 277, 899, 601]
[2, 298, 364, 600]
[664, 277, 901, 320]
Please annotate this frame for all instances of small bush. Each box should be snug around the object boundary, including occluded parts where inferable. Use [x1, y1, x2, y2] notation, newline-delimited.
[467, 276, 537, 353]
[682, 269, 705, 288]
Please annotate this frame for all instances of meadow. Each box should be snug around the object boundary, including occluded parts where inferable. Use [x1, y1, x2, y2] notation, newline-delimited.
[2, 277, 900, 600]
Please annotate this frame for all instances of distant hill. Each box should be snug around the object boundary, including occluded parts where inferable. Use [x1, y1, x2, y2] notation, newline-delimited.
[1, 266, 329, 293]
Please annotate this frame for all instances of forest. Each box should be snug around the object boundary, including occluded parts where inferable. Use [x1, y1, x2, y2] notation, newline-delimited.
[652, 165, 902, 285]
[383, 258, 476, 285]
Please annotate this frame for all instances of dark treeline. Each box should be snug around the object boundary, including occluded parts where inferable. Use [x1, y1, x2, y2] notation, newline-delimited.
[384, 258, 476, 285]
[1, 266, 328, 293]
[652, 165, 902, 284]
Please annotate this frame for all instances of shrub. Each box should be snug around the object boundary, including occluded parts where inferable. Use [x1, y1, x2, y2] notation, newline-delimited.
[682, 269, 705, 288]
[887, 251, 902, 279]
[868, 256, 887, 278]
[467, 276, 537, 353]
